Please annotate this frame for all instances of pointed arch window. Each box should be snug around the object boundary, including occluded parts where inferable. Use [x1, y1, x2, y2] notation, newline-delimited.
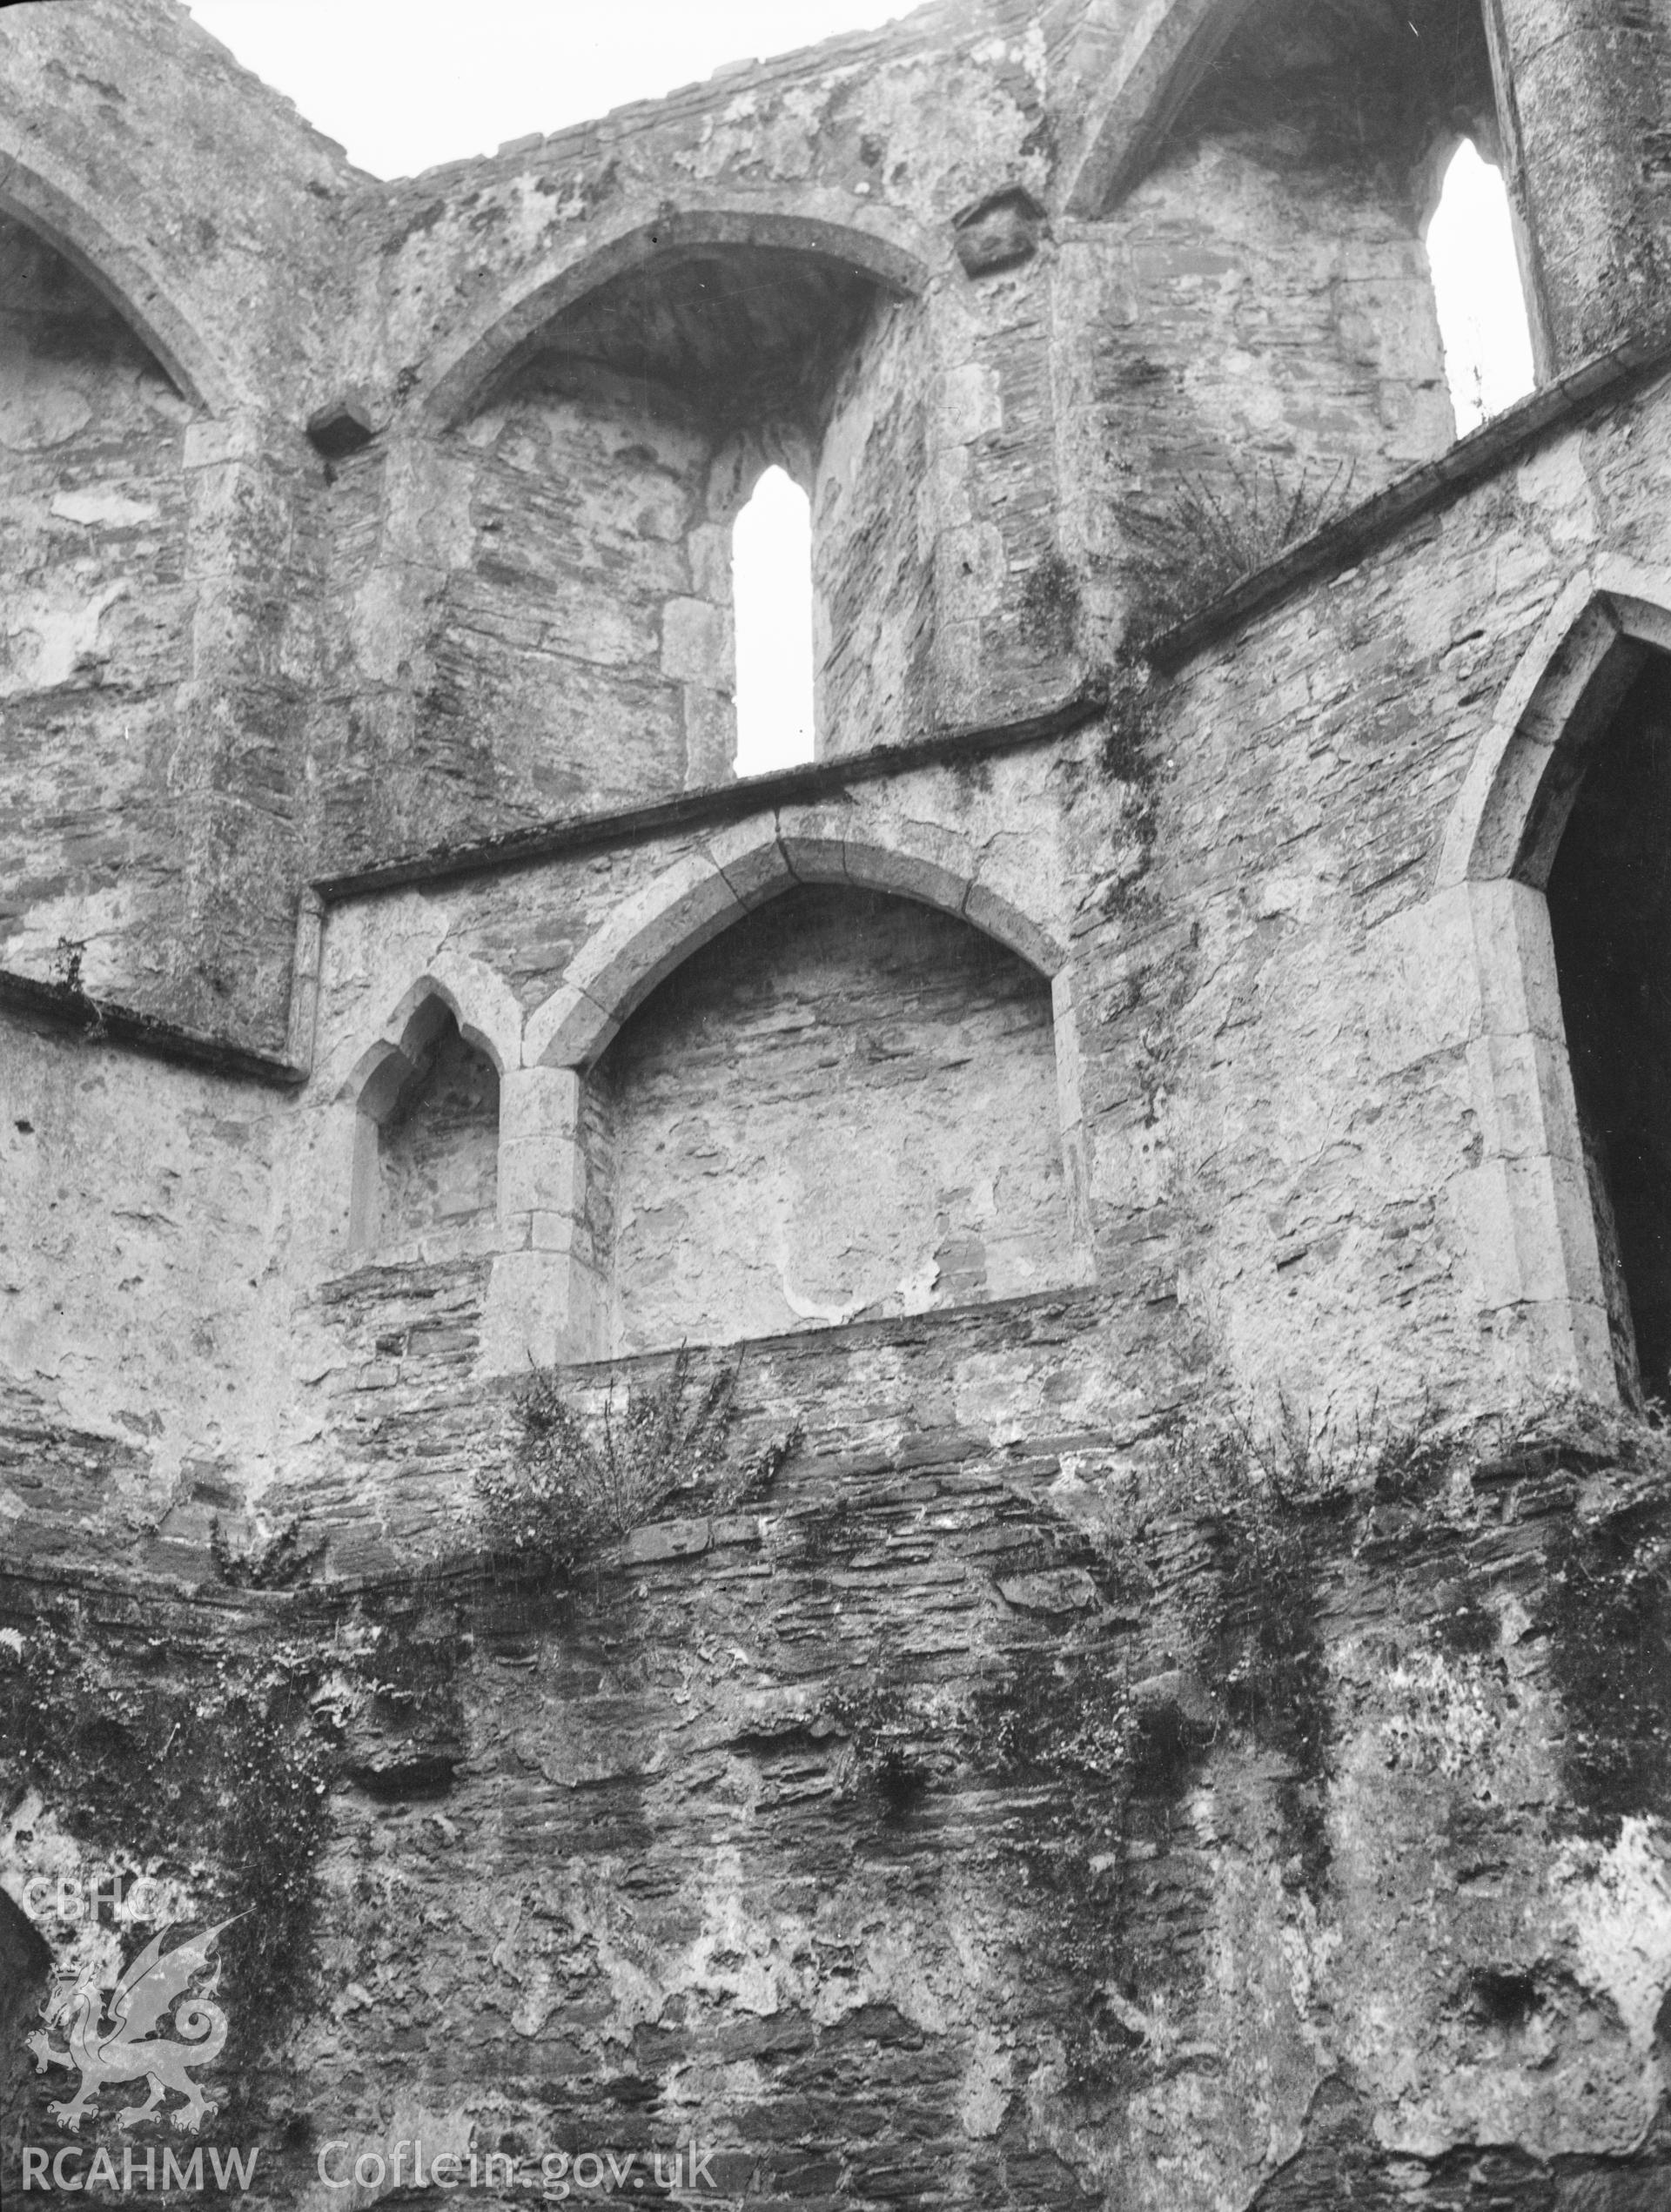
[1425, 138, 1535, 436]
[732, 465, 815, 777]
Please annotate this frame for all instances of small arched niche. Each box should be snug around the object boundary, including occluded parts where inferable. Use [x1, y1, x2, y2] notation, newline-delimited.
[351, 997, 501, 1257]
[1544, 650, 1671, 1407]
[578, 883, 1083, 1356]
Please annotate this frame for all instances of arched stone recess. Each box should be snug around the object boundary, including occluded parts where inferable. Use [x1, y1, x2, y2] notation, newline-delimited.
[323, 947, 523, 1103]
[420, 205, 937, 432]
[399, 200, 949, 808]
[0, 142, 235, 416]
[327, 957, 522, 1263]
[484, 810, 1091, 1373]
[0, 150, 252, 1007]
[1433, 558, 1671, 1404]
[523, 814, 1070, 1067]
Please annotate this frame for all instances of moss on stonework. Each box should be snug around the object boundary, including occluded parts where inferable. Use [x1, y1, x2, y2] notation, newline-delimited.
[12, 1394, 1671, 2181]
[1533, 1443, 1671, 1834]
[0, 1605, 331, 2108]
[818, 1402, 1480, 2092]
[1019, 549, 1083, 657]
[0, 1580, 467, 2127]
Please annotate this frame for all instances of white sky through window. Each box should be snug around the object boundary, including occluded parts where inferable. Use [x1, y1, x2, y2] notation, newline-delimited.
[1426, 138, 1537, 435]
[734, 469, 815, 777]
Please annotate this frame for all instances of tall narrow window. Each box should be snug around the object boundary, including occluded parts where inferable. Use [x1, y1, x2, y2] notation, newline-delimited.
[1426, 139, 1536, 436]
[733, 466, 815, 775]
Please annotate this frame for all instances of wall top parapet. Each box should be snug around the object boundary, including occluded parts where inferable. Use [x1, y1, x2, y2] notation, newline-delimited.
[359, 0, 1018, 201]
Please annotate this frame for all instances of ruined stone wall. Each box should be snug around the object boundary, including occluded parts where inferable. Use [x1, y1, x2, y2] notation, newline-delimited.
[9, 342, 1671, 1556]
[1123, 427, 1663, 1412]
[0, 0, 1499, 1025]
[10, 1, 1671, 2206]
[0, 0, 352, 1038]
[10, 1379, 1671, 2210]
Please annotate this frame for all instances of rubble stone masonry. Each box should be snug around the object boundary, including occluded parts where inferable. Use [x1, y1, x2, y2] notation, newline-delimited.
[7, 1, 1671, 2205]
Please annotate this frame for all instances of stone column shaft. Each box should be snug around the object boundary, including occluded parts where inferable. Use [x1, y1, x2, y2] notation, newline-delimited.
[1485, 0, 1671, 372]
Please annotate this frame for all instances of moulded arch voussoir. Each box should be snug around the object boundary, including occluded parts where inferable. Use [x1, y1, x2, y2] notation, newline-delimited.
[963, 879, 1066, 978]
[525, 850, 750, 1069]
[391, 952, 522, 1075]
[1439, 559, 1671, 894]
[700, 817, 797, 911]
[778, 810, 1067, 976]
[0, 141, 237, 416]
[422, 201, 938, 430]
[523, 819, 1067, 1072]
[336, 956, 523, 1104]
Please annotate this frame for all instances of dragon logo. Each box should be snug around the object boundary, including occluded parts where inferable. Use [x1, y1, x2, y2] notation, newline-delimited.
[26, 1920, 235, 2135]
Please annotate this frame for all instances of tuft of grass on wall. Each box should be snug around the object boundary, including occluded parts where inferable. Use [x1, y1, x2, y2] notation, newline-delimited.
[1121, 456, 1355, 645]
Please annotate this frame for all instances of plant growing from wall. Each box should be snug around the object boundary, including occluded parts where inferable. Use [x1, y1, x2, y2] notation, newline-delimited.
[210, 1516, 328, 1590]
[50, 937, 86, 996]
[1121, 456, 1355, 645]
[827, 1677, 965, 1818]
[1093, 661, 1161, 789]
[817, 1398, 1464, 2091]
[472, 1348, 798, 1580]
[1523, 1409, 1671, 1833]
[1164, 1393, 1453, 1888]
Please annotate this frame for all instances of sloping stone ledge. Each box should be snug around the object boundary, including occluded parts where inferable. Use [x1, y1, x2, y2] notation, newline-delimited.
[0, 968, 305, 1088]
[311, 691, 1107, 901]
